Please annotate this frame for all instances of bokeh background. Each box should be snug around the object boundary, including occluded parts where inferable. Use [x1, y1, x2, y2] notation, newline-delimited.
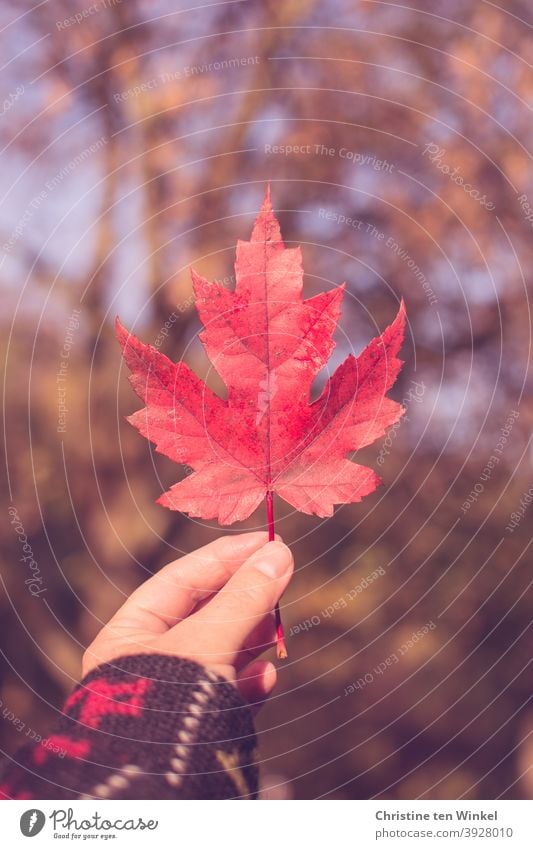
[1, 0, 532, 800]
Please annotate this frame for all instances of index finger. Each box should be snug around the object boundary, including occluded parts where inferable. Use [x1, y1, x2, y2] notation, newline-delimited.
[109, 532, 272, 633]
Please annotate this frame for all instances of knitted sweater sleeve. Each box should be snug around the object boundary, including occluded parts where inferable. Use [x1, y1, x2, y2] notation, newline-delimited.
[0, 654, 258, 800]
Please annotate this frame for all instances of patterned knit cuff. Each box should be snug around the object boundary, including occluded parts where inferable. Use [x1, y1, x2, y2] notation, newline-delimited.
[1, 654, 258, 800]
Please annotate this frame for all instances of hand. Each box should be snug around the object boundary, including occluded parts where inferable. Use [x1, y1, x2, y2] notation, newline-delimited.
[82, 532, 293, 711]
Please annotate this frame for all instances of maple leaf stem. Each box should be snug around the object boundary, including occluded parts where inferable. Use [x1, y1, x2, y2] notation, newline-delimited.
[266, 490, 288, 660]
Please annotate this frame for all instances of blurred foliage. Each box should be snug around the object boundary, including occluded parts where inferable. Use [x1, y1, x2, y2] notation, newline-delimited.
[1, 0, 532, 799]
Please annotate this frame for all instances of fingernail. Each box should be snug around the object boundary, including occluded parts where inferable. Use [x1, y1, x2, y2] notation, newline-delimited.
[233, 531, 282, 544]
[251, 541, 292, 579]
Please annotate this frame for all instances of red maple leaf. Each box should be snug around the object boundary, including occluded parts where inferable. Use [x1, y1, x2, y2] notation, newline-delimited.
[117, 187, 406, 524]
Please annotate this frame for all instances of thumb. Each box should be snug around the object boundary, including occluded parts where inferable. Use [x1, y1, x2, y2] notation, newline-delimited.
[185, 541, 293, 668]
